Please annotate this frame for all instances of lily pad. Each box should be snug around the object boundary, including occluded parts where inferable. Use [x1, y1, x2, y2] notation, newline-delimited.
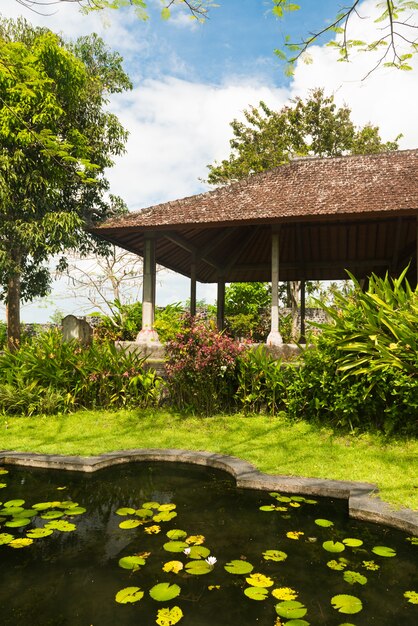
[0, 506, 24, 516]
[32, 502, 58, 511]
[118, 555, 147, 570]
[153, 511, 177, 523]
[64, 506, 86, 516]
[26, 528, 53, 539]
[331, 594, 363, 614]
[263, 549, 287, 562]
[167, 529, 187, 540]
[185, 560, 213, 575]
[115, 507, 136, 516]
[327, 559, 348, 571]
[142, 501, 161, 510]
[246, 573, 274, 588]
[5, 517, 31, 528]
[14, 508, 37, 518]
[343, 538, 363, 548]
[149, 583, 181, 602]
[9, 537, 33, 549]
[135, 508, 153, 518]
[372, 546, 396, 557]
[244, 586, 269, 601]
[163, 541, 189, 553]
[44, 520, 76, 532]
[224, 560, 254, 575]
[0, 468, 8, 475]
[275, 600, 307, 619]
[156, 606, 183, 626]
[0, 483, 7, 489]
[285, 621, 310, 626]
[4, 499, 25, 507]
[162, 560, 184, 574]
[186, 534, 205, 545]
[315, 519, 334, 528]
[323, 541, 345, 553]
[119, 519, 141, 529]
[115, 586, 144, 604]
[158, 503, 176, 512]
[343, 570, 367, 585]
[188, 545, 210, 559]
[0, 532, 14, 545]
[41, 510, 64, 520]
[404, 590, 418, 604]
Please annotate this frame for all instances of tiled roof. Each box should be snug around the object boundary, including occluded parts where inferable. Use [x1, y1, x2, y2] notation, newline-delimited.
[95, 150, 418, 231]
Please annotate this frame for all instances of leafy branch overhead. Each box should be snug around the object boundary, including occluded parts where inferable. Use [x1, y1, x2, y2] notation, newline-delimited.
[272, 0, 418, 75]
[15, 0, 217, 22]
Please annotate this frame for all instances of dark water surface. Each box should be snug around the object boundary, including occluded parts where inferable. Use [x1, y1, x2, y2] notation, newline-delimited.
[0, 462, 416, 625]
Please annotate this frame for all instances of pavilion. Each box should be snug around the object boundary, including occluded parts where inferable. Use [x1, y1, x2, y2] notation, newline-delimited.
[91, 149, 418, 345]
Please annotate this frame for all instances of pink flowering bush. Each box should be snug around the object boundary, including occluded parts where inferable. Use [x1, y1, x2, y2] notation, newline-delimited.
[165, 316, 245, 415]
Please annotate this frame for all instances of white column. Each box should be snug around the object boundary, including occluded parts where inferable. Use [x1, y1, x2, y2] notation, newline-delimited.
[136, 235, 160, 344]
[267, 231, 283, 345]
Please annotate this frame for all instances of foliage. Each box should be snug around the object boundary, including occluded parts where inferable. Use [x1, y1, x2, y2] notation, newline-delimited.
[0, 329, 163, 414]
[282, 270, 418, 435]
[0, 18, 131, 348]
[153, 303, 186, 343]
[207, 89, 400, 184]
[92, 300, 143, 342]
[224, 283, 270, 341]
[273, 0, 418, 75]
[165, 316, 244, 414]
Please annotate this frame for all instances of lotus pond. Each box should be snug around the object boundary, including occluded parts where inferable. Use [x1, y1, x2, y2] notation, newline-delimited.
[0, 462, 416, 626]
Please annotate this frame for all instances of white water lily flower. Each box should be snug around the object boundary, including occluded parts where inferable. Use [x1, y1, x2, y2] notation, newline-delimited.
[183, 547, 191, 555]
[206, 556, 217, 566]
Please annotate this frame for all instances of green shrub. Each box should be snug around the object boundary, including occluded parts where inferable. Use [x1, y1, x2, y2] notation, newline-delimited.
[154, 303, 185, 343]
[0, 329, 163, 415]
[165, 316, 244, 415]
[92, 300, 143, 343]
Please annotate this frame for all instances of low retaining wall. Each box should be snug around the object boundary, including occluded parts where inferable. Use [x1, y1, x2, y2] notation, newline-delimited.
[1, 449, 416, 536]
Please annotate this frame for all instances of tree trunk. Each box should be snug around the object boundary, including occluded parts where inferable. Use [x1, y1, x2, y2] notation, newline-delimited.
[7, 270, 21, 352]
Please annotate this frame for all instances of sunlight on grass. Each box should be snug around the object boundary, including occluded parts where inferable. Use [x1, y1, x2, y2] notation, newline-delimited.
[0, 410, 417, 510]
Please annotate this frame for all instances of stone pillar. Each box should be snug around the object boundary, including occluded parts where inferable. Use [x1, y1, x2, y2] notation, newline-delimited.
[136, 235, 160, 344]
[217, 276, 225, 331]
[267, 231, 283, 345]
[190, 253, 197, 317]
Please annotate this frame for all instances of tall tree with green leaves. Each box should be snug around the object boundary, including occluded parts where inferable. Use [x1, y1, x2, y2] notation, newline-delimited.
[0, 18, 131, 349]
[207, 89, 400, 339]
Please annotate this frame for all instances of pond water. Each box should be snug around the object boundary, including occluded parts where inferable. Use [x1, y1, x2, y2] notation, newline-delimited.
[0, 462, 416, 626]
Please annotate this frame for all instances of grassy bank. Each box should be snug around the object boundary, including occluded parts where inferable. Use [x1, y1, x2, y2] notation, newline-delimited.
[1, 409, 417, 510]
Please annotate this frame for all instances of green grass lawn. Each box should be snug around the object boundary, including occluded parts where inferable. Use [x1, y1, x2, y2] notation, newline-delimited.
[1, 409, 417, 511]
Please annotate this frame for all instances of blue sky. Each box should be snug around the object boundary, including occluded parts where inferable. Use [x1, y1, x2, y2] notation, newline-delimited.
[1, 0, 417, 321]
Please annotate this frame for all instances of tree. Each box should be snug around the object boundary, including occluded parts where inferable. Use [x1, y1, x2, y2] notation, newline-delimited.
[207, 89, 400, 340]
[0, 18, 131, 349]
[18, 1, 418, 74]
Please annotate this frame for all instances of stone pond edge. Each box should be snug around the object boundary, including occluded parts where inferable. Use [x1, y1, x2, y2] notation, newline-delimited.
[0, 448, 416, 536]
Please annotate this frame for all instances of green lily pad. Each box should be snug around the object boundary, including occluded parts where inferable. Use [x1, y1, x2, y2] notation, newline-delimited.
[59, 501, 79, 509]
[149, 583, 181, 602]
[32, 502, 57, 511]
[372, 546, 396, 557]
[224, 559, 254, 574]
[275, 600, 307, 619]
[259, 505, 277, 511]
[315, 519, 334, 527]
[343, 538, 363, 548]
[0, 484, 7, 489]
[331, 594, 363, 614]
[159, 503, 176, 511]
[323, 541, 345, 553]
[0, 532, 14, 545]
[119, 519, 141, 529]
[263, 549, 287, 562]
[115, 507, 136, 516]
[343, 570, 368, 585]
[142, 501, 160, 510]
[64, 506, 86, 516]
[153, 511, 177, 523]
[0, 468, 8, 475]
[4, 499, 25, 507]
[163, 541, 189, 553]
[44, 520, 76, 532]
[404, 591, 418, 604]
[5, 517, 31, 527]
[188, 545, 210, 559]
[135, 508, 153, 518]
[26, 528, 54, 539]
[118, 555, 147, 570]
[185, 560, 213, 575]
[14, 508, 37, 518]
[115, 586, 144, 604]
[0, 507, 24, 516]
[285, 621, 310, 626]
[167, 529, 187, 540]
[244, 586, 269, 601]
[156, 606, 183, 626]
[327, 558, 348, 571]
[406, 536, 418, 545]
